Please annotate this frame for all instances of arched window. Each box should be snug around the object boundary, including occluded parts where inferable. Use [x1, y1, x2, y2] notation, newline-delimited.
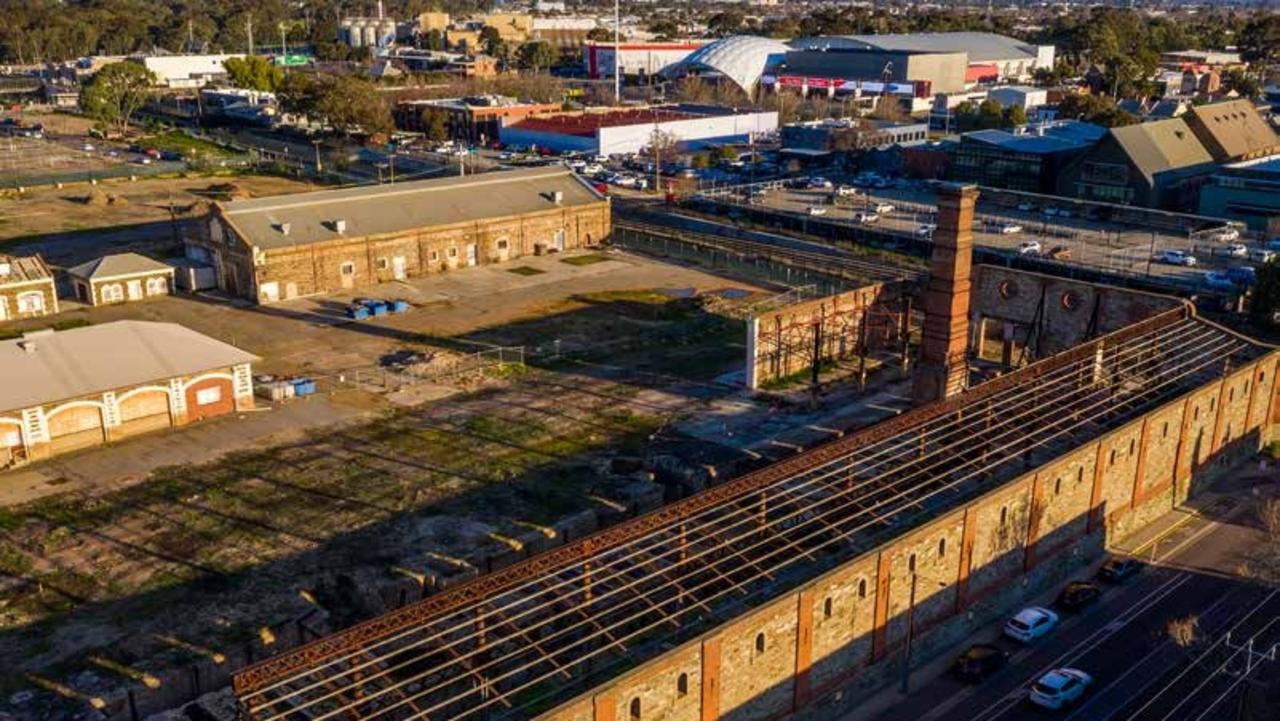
[146, 276, 168, 296]
[100, 284, 124, 303]
[1054, 478, 1062, 495]
[937, 538, 946, 558]
[823, 597, 833, 619]
[15, 291, 44, 313]
[630, 697, 641, 720]
[755, 633, 766, 654]
[999, 506, 1009, 526]
[677, 673, 689, 698]
[858, 578, 867, 598]
[908, 553, 917, 573]
[497, 238, 509, 250]
[339, 261, 355, 277]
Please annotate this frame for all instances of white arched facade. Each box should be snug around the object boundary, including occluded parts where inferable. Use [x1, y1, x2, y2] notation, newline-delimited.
[664, 35, 792, 96]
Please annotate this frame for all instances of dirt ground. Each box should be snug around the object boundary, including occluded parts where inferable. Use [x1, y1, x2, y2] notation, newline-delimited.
[0, 174, 316, 248]
[0, 249, 779, 718]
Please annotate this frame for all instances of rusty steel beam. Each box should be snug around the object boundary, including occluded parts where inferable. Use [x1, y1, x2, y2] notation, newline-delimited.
[234, 307, 1190, 698]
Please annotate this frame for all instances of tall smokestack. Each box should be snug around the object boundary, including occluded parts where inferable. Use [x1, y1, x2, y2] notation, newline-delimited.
[912, 183, 978, 404]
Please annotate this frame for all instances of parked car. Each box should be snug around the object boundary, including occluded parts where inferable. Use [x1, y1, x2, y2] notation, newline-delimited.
[1213, 243, 1249, 258]
[1004, 606, 1059, 642]
[1202, 271, 1237, 291]
[1018, 240, 1043, 255]
[915, 223, 937, 237]
[997, 223, 1024, 235]
[1207, 227, 1241, 243]
[953, 643, 1010, 682]
[873, 203, 896, 215]
[1030, 668, 1093, 710]
[1158, 249, 1197, 267]
[1227, 266, 1257, 286]
[807, 206, 828, 216]
[836, 185, 860, 197]
[808, 176, 833, 189]
[1047, 245, 1072, 260]
[1055, 581, 1102, 611]
[1017, 202, 1037, 212]
[1250, 247, 1276, 264]
[1098, 557, 1141, 582]
[852, 211, 879, 224]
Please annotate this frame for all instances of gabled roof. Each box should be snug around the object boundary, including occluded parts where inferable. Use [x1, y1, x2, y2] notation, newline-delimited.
[66, 252, 173, 281]
[1108, 118, 1214, 183]
[1184, 99, 1280, 162]
[0, 321, 258, 413]
[219, 167, 606, 250]
[0, 254, 54, 286]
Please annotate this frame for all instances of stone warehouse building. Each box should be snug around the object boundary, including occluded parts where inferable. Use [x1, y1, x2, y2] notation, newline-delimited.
[227, 187, 1280, 721]
[186, 167, 611, 304]
[0, 321, 256, 466]
[66, 252, 175, 306]
[0, 254, 58, 322]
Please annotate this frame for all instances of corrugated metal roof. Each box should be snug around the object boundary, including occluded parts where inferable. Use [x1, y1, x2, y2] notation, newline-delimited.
[1110, 118, 1214, 182]
[0, 321, 258, 413]
[66, 252, 174, 280]
[0, 254, 53, 285]
[963, 121, 1105, 154]
[1185, 99, 1280, 162]
[803, 32, 1040, 63]
[221, 167, 606, 250]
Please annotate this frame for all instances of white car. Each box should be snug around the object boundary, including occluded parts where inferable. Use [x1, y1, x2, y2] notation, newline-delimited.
[807, 176, 833, 189]
[1250, 248, 1276, 264]
[1208, 227, 1240, 243]
[581, 163, 604, 176]
[915, 223, 937, 237]
[1018, 240, 1043, 255]
[807, 206, 828, 216]
[1004, 606, 1059, 642]
[81, 142, 95, 152]
[852, 211, 879, 224]
[836, 185, 861, 197]
[1158, 249, 1197, 267]
[1214, 243, 1248, 258]
[1029, 668, 1093, 710]
[997, 223, 1024, 235]
[873, 203, 895, 215]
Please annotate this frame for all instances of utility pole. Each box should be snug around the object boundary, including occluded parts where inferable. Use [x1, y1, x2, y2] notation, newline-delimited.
[246, 16, 255, 56]
[312, 139, 322, 174]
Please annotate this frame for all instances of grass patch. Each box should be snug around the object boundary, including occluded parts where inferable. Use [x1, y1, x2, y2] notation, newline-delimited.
[507, 265, 545, 276]
[139, 131, 236, 159]
[560, 253, 611, 267]
[0, 318, 92, 340]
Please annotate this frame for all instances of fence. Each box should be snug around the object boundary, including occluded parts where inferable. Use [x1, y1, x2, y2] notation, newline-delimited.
[308, 346, 526, 395]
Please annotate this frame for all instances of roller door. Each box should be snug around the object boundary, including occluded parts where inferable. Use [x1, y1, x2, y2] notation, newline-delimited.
[117, 390, 172, 438]
[47, 405, 105, 454]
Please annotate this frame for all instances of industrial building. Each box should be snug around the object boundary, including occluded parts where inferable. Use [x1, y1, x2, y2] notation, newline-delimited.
[0, 321, 256, 465]
[948, 121, 1105, 194]
[1182, 99, 1280, 164]
[663, 35, 793, 96]
[1198, 154, 1280, 232]
[772, 45, 968, 96]
[186, 167, 610, 304]
[136, 54, 241, 89]
[393, 95, 562, 145]
[781, 118, 930, 159]
[1059, 117, 1216, 209]
[231, 186, 1278, 721]
[498, 104, 779, 155]
[583, 40, 710, 80]
[66, 253, 175, 307]
[804, 32, 1055, 85]
[0, 254, 58, 322]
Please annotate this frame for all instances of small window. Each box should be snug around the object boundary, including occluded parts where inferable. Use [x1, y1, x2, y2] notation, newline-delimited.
[677, 673, 688, 698]
[15, 291, 44, 313]
[908, 553, 917, 573]
[195, 386, 222, 406]
[1210, 398, 1216, 412]
[823, 597, 833, 619]
[937, 537, 946, 558]
[755, 633, 766, 654]
[1261, 372, 1266, 383]
[999, 506, 1008, 526]
[340, 262, 355, 276]
[448, 247, 458, 258]
[858, 578, 867, 598]
[1163, 421, 1169, 438]
[430, 250, 439, 261]
[630, 697, 641, 720]
[1054, 478, 1062, 495]
[1077, 467, 1084, 483]
[1244, 380, 1250, 395]
[497, 239, 509, 250]
[1109, 449, 1117, 466]
[1194, 406, 1200, 421]
[377, 257, 389, 270]
[1129, 439, 1135, 455]
[1229, 388, 1235, 403]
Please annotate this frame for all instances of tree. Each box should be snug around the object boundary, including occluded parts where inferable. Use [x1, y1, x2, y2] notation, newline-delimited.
[1250, 257, 1280, 329]
[1221, 68, 1261, 99]
[1004, 105, 1028, 127]
[223, 55, 283, 92]
[418, 107, 449, 142]
[479, 26, 504, 56]
[516, 41, 558, 72]
[277, 72, 320, 117]
[79, 61, 155, 135]
[647, 19, 680, 40]
[707, 11, 746, 37]
[585, 27, 618, 42]
[1239, 15, 1280, 68]
[312, 75, 393, 137]
[975, 99, 1005, 129]
[423, 28, 445, 51]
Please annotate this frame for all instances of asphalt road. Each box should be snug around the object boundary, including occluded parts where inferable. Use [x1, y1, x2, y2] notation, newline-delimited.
[707, 185, 1259, 290]
[852, 495, 1279, 721]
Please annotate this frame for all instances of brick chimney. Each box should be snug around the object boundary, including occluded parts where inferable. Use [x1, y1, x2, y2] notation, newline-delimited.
[912, 183, 979, 404]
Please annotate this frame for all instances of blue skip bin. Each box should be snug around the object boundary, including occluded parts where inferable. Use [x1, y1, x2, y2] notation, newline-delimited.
[291, 378, 317, 396]
[347, 304, 370, 320]
[391, 299, 410, 314]
[364, 299, 389, 317]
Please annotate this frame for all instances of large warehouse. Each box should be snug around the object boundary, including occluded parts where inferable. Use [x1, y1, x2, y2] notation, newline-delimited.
[499, 104, 778, 155]
[583, 40, 710, 80]
[187, 167, 611, 303]
[0, 321, 256, 465]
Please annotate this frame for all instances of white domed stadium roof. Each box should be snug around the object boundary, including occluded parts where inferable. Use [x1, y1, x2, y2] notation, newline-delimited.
[666, 35, 791, 94]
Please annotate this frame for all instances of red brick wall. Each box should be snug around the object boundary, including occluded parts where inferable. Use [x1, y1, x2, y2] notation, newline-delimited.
[184, 377, 235, 422]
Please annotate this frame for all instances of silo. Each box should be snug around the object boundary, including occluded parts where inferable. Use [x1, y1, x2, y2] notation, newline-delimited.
[346, 20, 364, 48]
[378, 19, 397, 47]
[361, 23, 379, 48]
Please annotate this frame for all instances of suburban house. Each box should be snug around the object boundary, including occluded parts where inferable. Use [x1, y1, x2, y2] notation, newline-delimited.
[1059, 117, 1215, 209]
[66, 253, 176, 306]
[185, 167, 612, 304]
[0, 254, 59, 322]
[0, 321, 257, 466]
[1182, 99, 1280, 164]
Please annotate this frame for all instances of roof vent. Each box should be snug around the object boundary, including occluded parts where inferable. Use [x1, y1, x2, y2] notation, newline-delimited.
[17, 339, 36, 353]
[278, 222, 291, 235]
[332, 219, 347, 234]
[552, 191, 564, 204]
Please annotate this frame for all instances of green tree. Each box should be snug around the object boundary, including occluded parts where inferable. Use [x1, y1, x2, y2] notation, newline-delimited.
[516, 41, 558, 72]
[647, 19, 680, 40]
[223, 55, 284, 92]
[1221, 68, 1261, 99]
[706, 11, 746, 36]
[479, 26, 504, 55]
[277, 72, 320, 117]
[586, 27, 618, 42]
[423, 28, 445, 51]
[1239, 15, 1280, 68]
[79, 61, 155, 135]
[312, 75, 393, 137]
[976, 99, 1005, 129]
[1250, 258, 1280, 328]
[1004, 105, 1028, 127]
[418, 107, 449, 142]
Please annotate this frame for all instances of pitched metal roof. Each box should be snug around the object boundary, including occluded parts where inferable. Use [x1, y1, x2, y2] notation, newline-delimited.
[1185, 99, 1280, 162]
[1109, 118, 1214, 183]
[963, 121, 1105, 155]
[66, 252, 174, 280]
[220, 167, 606, 250]
[0, 321, 258, 413]
[0, 254, 54, 286]
[804, 32, 1041, 63]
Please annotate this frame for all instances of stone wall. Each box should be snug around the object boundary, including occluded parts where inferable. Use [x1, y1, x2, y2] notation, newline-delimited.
[536, 349, 1280, 721]
[0, 279, 58, 322]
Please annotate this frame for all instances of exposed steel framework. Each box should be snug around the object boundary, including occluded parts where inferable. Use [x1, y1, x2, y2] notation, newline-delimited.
[234, 306, 1263, 721]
